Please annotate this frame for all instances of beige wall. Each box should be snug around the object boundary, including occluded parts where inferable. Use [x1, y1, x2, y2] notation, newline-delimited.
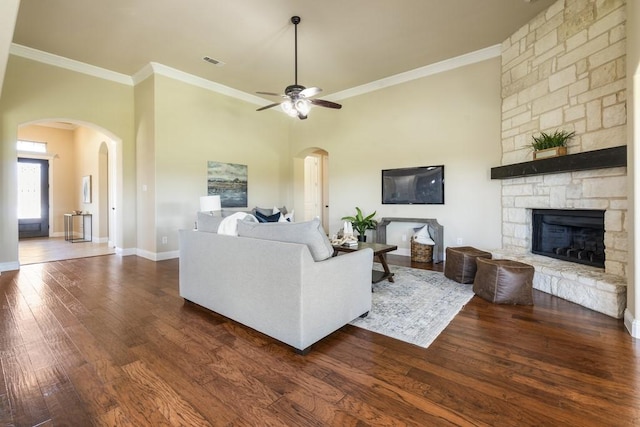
[291, 58, 504, 252]
[139, 74, 291, 257]
[0, 56, 135, 268]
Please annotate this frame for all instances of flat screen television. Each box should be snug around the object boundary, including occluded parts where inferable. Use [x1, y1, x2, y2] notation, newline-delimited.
[382, 165, 444, 204]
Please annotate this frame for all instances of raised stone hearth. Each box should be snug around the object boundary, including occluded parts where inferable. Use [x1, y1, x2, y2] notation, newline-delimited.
[491, 250, 626, 319]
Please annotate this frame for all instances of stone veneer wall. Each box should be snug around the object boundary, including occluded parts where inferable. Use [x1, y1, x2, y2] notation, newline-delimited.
[500, 0, 628, 278]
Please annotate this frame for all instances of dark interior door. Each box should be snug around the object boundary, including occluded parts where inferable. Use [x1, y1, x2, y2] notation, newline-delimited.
[18, 157, 50, 238]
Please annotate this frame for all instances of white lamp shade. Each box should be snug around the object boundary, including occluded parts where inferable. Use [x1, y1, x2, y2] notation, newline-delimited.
[200, 195, 221, 212]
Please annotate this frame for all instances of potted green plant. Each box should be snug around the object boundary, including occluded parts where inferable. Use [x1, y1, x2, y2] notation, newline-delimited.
[531, 129, 575, 159]
[342, 207, 378, 242]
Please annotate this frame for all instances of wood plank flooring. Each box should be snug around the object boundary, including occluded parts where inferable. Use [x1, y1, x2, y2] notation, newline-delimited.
[1, 254, 638, 426]
[19, 237, 115, 265]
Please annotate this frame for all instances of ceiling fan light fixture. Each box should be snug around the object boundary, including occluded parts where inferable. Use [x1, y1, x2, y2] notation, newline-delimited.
[281, 100, 298, 117]
[294, 99, 311, 116]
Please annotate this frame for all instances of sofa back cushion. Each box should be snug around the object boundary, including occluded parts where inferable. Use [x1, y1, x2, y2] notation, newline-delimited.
[237, 217, 334, 261]
[197, 212, 224, 233]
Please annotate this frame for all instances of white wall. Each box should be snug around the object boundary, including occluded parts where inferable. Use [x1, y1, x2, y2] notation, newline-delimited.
[290, 58, 503, 252]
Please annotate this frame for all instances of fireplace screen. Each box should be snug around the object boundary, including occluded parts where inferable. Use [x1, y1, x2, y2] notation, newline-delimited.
[531, 209, 605, 268]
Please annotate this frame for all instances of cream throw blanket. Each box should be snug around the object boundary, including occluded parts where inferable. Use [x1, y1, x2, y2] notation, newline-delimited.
[217, 212, 258, 236]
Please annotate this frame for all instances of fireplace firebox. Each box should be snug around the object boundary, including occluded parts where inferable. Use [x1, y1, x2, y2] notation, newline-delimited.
[531, 209, 605, 268]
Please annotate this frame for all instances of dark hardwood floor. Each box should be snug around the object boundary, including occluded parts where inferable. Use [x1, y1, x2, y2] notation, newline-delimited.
[1, 254, 638, 426]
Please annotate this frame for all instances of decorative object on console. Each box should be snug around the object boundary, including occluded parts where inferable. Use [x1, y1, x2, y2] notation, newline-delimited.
[411, 225, 436, 263]
[207, 161, 248, 207]
[82, 175, 92, 204]
[342, 207, 378, 242]
[255, 16, 342, 120]
[531, 129, 574, 160]
[331, 222, 358, 247]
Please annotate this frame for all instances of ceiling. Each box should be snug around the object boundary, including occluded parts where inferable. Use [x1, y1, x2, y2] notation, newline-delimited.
[12, 0, 556, 99]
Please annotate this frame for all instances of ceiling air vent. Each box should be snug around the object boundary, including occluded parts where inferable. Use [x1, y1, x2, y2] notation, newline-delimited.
[203, 56, 225, 67]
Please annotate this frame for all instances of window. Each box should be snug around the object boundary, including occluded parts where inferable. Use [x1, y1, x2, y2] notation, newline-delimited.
[17, 140, 47, 153]
[17, 161, 42, 219]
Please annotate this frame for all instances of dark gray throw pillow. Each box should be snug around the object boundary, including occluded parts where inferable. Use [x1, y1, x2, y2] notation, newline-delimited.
[255, 210, 281, 223]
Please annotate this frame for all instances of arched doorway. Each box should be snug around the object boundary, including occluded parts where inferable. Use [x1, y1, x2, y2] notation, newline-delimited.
[16, 119, 122, 264]
[294, 148, 330, 233]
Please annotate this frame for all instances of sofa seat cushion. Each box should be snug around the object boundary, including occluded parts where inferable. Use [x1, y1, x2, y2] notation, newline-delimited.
[237, 217, 333, 261]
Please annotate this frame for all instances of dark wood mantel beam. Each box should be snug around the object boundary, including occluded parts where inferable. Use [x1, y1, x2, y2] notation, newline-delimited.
[490, 145, 627, 180]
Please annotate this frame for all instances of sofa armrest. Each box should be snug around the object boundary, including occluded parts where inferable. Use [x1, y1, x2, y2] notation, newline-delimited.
[298, 248, 374, 348]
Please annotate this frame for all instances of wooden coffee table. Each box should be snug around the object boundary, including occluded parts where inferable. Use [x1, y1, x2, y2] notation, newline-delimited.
[333, 242, 398, 283]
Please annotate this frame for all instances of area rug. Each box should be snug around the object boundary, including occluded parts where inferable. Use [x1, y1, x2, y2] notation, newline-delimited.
[349, 264, 475, 348]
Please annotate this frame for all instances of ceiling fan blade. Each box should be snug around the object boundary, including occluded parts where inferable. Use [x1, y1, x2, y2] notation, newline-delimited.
[256, 91, 283, 97]
[299, 87, 322, 98]
[310, 99, 342, 109]
[256, 102, 282, 112]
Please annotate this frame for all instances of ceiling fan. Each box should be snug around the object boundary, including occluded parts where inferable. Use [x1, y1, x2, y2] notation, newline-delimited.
[256, 16, 342, 120]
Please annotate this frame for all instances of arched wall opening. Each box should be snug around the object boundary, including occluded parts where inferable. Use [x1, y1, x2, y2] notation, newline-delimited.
[16, 118, 123, 255]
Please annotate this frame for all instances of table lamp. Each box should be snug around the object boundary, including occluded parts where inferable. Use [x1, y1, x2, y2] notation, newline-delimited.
[200, 195, 221, 216]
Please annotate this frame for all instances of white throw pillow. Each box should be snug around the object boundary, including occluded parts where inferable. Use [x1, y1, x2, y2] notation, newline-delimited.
[277, 209, 295, 222]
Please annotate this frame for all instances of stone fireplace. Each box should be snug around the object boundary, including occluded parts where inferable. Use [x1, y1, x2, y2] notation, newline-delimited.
[491, 155, 627, 318]
[496, 0, 628, 318]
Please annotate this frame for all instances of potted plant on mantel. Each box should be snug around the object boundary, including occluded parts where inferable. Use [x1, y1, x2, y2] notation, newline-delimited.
[342, 207, 378, 242]
[531, 129, 575, 160]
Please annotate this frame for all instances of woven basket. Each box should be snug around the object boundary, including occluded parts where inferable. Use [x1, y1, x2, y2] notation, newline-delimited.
[411, 240, 433, 263]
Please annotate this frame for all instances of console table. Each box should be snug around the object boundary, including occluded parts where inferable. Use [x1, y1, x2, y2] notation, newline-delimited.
[376, 217, 444, 263]
[64, 213, 92, 243]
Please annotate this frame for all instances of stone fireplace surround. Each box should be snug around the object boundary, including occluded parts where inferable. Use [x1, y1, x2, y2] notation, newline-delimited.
[491, 148, 627, 318]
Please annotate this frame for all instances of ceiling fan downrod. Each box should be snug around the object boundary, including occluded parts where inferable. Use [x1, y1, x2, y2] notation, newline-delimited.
[292, 16, 300, 86]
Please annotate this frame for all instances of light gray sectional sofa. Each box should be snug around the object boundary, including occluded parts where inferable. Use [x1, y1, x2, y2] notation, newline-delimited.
[179, 218, 373, 354]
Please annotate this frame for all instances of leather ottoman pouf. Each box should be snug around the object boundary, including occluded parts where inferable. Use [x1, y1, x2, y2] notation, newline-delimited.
[473, 258, 534, 305]
[444, 246, 492, 284]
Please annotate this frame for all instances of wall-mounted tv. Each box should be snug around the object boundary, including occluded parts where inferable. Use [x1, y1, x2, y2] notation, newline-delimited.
[382, 165, 444, 205]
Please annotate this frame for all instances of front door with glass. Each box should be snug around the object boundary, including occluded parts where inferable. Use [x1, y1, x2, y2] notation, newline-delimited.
[18, 157, 50, 238]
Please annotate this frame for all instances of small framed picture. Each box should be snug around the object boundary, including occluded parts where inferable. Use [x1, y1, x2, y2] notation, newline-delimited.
[82, 175, 92, 203]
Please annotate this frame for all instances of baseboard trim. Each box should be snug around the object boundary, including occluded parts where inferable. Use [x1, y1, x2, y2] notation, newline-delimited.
[116, 247, 137, 256]
[624, 309, 640, 338]
[136, 249, 179, 261]
[0, 261, 21, 272]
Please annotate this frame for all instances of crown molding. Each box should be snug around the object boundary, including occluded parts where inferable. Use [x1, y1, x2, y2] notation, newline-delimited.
[9, 42, 501, 106]
[10, 43, 133, 85]
[145, 62, 267, 107]
[326, 44, 502, 101]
